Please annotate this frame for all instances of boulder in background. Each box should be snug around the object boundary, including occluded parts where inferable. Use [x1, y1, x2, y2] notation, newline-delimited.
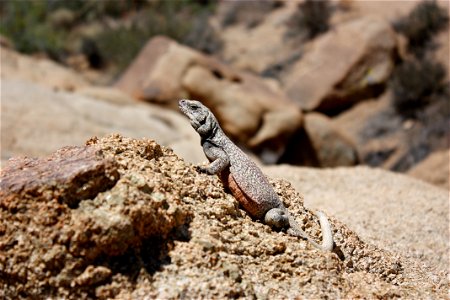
[1, 46, 89, 91]
[407, 149, 449, 190]
[1, 79, 205, 165]
[115, 36, 302, 160]
[280, 112, 358, 167]
[282, 16, 397, 112]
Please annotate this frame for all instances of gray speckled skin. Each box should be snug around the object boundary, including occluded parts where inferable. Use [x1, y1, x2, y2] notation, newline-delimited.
[179, 99, 333, 251]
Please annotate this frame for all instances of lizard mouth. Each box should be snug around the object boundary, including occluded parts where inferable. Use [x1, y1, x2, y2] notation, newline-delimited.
[178, 99, 209, 130]
[178, 100, 188, 114]
[179, 99, 207, 123]
[178, 101, 195, 121]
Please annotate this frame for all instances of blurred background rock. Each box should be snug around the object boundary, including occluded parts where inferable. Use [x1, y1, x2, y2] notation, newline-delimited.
[1, 0, 448, 189]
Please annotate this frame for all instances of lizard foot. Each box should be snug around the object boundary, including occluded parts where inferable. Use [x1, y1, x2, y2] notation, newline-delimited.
[264, 208, 290, 230]
[194, 165, 215, 175]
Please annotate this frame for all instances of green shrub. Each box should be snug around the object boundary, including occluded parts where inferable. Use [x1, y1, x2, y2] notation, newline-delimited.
[220, 0, 283, 28]
[390, 58, 447, 117]
[0, 1, 67, 59]
[183, 11, 223, 55]
[393, 0, 449, 56]
[287, 0, 333, 40]
[93, 21, 177, 76]
[0, 0, 138, 60]
[94, 1, 216, 75]
[0, 0, 216, 69]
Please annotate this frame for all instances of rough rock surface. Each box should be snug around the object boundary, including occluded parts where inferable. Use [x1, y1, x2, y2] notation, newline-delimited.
[279, 112, 358, 167]
[1, 47, 88, 91]
[181, 67, 302, 158]
[1, 79, 205, 165]
[1, 146, 120, 208]
[302, 112, 358, 167]
[0, 35, 13, 49]
[407, 149, 449, 190]
[265, 165, 449, 277]
[331, 92, 402, 168]
[114, 36, 197, 104]
[330, 0, 420, 27]
[331, 93, 393, 145]
[114, 36, 302, 156]
[1, 136, 191, 298]
[282, 16, 397, 112]
[76, 86, 137, 106]
[337, 0, 423, 24]
[214, 1, 299, 74]
[332, 91, 448, 172]
[1, 135, 447, 299]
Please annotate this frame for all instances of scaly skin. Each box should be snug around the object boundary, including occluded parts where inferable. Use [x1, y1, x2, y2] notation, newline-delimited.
[179, 99, 333, 251]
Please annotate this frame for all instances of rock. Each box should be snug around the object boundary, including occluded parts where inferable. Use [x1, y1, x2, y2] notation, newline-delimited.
[0, 47, 88, 91]
[282, 16, 397, 112]
[1, 145, 120, 208]
[114, 35, 196, 104]
[331, 0, 423, 25]
[0, 136, 193, 298]
[303, 113, 358, 167]
[333, 1, 449, 79]
[48, 8, 76, 28]
[264, 164, 449, 276]
[1, 79, 205, 165]
[331, 92, 446, 172]
[215, 0, 283, 29]
[331, 93, 393, 145]
[331, 92, 406, 169]
[77, 86, 137, 106]
[331, 93, 402, 169]
[73, 266, 112, 287]
[0, 135, 446, 299]
[214, 1, 299, 74]
[407, 149, 449, 190]
[280, 112, 358, 167]
[434, 28, 450, 81]
[182, 66, 302, 160]
[0, 35, 13, 49]
[359, 133, 408, 170]
[115, 36, 302, 157]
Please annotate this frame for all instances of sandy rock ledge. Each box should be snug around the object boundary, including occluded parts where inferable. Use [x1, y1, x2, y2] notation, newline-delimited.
[0, 135, 446, 299]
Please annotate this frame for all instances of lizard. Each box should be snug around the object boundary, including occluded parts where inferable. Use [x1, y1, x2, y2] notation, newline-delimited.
[179, 99, 334, 251]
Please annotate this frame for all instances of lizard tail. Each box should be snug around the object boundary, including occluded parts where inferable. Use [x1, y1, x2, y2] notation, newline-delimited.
[314, 210, 334, 251]
[288, 211, 334, 251]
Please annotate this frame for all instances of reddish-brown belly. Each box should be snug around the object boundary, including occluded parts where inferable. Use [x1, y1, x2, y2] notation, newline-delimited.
[221, 171, 263, 219]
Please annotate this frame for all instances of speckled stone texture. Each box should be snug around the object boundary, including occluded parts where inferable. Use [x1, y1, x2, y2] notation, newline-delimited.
[0, 135, 447, 299]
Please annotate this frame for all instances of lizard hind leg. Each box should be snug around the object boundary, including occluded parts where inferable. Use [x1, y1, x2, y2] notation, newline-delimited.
[264, 208, 290, 230]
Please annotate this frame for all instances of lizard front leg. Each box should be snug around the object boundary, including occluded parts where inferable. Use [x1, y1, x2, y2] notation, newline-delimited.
[196, 141, 230, 175]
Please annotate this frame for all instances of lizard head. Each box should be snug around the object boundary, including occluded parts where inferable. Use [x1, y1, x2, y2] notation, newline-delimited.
[178, 99, 213, 132]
